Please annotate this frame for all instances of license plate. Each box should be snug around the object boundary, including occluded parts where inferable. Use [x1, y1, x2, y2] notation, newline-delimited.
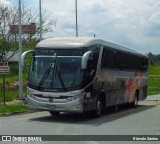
[46, 104, 56, 109]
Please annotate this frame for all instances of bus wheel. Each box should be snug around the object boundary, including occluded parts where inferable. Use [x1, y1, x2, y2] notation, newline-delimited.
[49, 111, 60, 116]
[93, 97, 103, 118]
[114, 105, 119, 111]
[130, 92, 138, 108]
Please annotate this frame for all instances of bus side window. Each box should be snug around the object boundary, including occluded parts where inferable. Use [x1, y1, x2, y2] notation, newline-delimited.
[101, 47, 112, 69]
[134, 55, 138, 71]
[144, 57, 148, 71]
[109, 49, 113, 69]
[117, 51, 123, 70]
[123, 53, 127, 70]
[101, 47, 107, 68]
[131, 54, 134, 70]
[92, 46, 100, 69]
[113, 50, 117, 69]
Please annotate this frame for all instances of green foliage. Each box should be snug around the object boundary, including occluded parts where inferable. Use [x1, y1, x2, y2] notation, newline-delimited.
[148, 80, 160, 95]
[148, 65, 160, 75]
[10, 64, 19, 75]
[148, 65, 160, 95]
[0, 63, 29, 102]
[148, 52, 160, 65]
[0, 90, 19, 102]
[0, 104, 28, 116]
[0, 0, 55, 52]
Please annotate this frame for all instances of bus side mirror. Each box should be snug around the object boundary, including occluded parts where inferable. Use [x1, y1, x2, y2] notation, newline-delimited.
[81, 51, 93, 69]
[21, 50, 34, 66]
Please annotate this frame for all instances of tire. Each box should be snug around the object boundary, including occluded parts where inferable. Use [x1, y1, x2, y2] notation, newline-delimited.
[49, 111, 60, 116]
[114, 105, 119, 111]
[130, 92, 138, 108]
[92, 97, 103, 118]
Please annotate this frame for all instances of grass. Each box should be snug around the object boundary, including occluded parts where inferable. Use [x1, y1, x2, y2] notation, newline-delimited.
[148, 65, 160, 95]
[0, 90, 18, 102]
[0, 42, 35, 115]
[148, 65, 160, 75]
[148, 75, 160, 95]
[0, 104, 28, 116]
[0, 63, 29, 102]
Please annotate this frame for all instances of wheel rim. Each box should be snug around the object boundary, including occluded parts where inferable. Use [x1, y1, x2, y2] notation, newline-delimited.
[96, 100, 102, 115]
[134, 96, 138, 106]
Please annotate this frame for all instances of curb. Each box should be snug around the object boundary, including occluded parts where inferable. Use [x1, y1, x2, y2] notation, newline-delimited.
[0, 110, 41, 117]
[0, 100, 41, 117]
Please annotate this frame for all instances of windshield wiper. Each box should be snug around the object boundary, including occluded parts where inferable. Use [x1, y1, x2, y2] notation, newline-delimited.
[57, 69, 67, 92]
[51, 56, 67, 92]
[37, 64, 53, 89]
[37, 58, 67, 92]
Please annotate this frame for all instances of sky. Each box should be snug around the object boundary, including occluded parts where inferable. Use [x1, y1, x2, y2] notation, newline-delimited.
[1, 0, 160, 54]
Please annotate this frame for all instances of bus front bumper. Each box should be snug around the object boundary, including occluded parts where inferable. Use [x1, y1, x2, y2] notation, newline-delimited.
[26, 96, 84, 113]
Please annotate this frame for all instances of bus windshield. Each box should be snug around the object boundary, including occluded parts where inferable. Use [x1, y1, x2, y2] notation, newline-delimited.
[28, 49, 86, 91]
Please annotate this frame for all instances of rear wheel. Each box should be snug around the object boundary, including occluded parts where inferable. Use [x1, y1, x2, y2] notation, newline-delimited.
[130, 92, 138, 108]
[49, 111, 60, 116]
[114, 105, 119, 111]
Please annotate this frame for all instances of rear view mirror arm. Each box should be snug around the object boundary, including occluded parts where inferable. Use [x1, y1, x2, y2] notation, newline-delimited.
[21, 50, 34, 66]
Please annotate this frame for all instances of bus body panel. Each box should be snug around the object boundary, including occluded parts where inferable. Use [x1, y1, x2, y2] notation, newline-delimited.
[27, 87, 85, 113]
[95, 70, 148, 107]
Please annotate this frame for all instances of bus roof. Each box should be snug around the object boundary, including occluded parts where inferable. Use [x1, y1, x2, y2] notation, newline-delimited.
[36, 37, 100, 48]
[36, 37, 147, 57]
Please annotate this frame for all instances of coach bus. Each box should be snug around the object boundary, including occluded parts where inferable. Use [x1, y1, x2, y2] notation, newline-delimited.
[21, 37, 148, 117]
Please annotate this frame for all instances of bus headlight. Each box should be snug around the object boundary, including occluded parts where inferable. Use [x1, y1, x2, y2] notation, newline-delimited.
[67, 96, 77, 101]
[67, 92, 86, 101]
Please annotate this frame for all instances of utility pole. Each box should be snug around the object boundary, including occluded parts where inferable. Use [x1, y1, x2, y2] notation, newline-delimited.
[2, 52, 6, 106]
[39, 0, 42, 40]
[75, 0, 78, 37]
[18, 0, 24, 100]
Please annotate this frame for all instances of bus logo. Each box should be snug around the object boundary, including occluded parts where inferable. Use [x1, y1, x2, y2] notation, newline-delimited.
[2, 136, 11, 141]
[49, 97, 53, 102]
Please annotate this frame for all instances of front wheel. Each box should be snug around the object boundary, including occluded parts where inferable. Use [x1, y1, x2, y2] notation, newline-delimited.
[49, 111, 60, 116]
[92, 97, 103, 118]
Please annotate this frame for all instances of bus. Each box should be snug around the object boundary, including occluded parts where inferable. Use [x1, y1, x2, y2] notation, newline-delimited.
[21, 37, 148, 117]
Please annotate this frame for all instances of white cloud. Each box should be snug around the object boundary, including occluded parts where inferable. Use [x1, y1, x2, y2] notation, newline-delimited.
[2, 0, 160, 54]
[0, 0, 10, 5]
[0, 0, 13, 8]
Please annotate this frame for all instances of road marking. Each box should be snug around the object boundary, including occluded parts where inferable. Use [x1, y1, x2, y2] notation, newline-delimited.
[87, 141, 99, 144]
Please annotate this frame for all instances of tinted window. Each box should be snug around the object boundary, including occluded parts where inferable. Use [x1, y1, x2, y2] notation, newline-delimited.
[101, 47, 113, 69]
[101, 46, 148, 72]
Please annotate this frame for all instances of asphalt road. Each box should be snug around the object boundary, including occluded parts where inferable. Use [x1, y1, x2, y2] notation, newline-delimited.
[0, 97, 160, 144]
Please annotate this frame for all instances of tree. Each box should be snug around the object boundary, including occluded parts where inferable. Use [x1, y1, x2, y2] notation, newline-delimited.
[148, 52, 160, 66]
[0, 0, 56, 59]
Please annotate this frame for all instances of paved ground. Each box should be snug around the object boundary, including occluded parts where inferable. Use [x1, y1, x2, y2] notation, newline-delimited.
[0, 95, 160, 144]
[146, 94, 160, 101]
[140, 94, 160, 106]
